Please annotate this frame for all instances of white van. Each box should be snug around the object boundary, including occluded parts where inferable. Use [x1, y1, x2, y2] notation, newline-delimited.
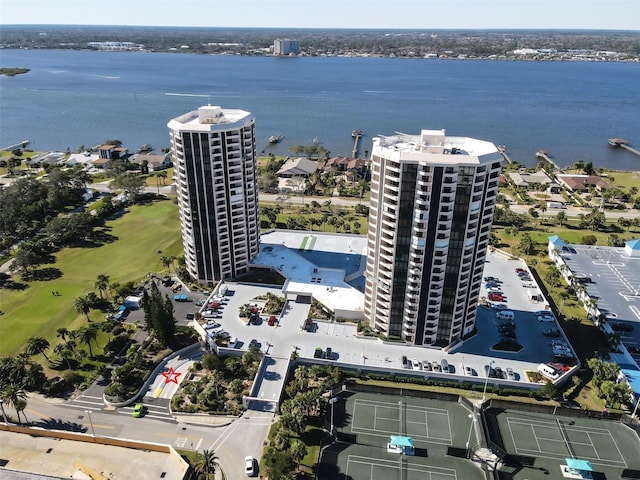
[537, 363, 560, 380]
[496, 310, 515, 321]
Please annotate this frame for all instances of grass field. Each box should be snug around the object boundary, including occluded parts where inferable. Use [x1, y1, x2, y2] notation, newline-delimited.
[0, 199, 182, 357]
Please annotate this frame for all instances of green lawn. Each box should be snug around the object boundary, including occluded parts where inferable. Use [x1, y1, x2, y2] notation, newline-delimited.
[0, 199, 182, 357]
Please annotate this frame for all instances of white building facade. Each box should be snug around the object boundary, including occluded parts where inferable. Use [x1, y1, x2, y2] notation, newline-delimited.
[364, 130, 503, 347]
[273, 38, 300, 56]
[168, 105, 260, 284]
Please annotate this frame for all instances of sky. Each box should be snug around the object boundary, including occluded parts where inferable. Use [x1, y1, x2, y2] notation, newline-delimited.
[0, 0, 639, 30]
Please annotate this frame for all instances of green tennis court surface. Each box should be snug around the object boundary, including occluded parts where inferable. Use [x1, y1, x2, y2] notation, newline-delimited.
[485, 407, 640, 480]
[317, 391, 485, 480]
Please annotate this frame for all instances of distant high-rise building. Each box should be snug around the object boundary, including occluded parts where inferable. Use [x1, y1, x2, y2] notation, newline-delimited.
[168, 105, 260, 284]
[273, 38, 300, 56]
[364, 130, 503, 347]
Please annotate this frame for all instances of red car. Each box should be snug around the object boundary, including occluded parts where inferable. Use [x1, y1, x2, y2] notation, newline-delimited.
[488, 293, 504, 301]
[515, 268, 525, 273]
[268, 315, 276, 326]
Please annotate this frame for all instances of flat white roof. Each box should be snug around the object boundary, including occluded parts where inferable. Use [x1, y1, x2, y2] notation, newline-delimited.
[373, 129, 501, 164]
[253, 231, 366, 316]
[167, 105, 254, 133]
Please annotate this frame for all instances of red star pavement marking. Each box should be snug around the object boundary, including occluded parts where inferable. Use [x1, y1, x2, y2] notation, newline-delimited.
[161, 366, 182, 385]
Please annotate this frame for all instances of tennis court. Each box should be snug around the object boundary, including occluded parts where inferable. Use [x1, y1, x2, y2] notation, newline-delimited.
[485, 407, 640, 480]
[317, 391, 485, 480]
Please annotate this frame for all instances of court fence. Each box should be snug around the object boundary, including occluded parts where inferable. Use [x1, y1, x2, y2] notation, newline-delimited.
[342, 380, 461, 403]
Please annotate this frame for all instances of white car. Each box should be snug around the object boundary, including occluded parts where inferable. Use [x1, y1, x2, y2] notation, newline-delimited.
[538, 315, 555, 323]
[491, 303, 509, 310]
[245, 456, 255, 477]
[506, 367, 516, 380]
[463, 365, 475, 376]
[411, 359, 422, 371]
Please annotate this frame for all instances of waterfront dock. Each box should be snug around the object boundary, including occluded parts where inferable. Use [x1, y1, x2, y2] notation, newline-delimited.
[351, 129, 362, 157]
[608, 138, 640, 157]
[536, 150, 561, 170]
[497, 145, 513, 164]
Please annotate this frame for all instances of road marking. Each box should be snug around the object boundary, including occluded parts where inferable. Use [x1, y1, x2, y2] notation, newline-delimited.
[69, 399, 105, 406]
[89, 423, 116, 430]
[155, 432, 202, 440]
[65, 404, 102, 411]
[153, 387, 163, 398]
[25, 406, 50, 419]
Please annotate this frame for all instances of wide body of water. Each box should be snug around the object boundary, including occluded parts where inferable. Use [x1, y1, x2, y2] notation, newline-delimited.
[1, 49, 639, 169]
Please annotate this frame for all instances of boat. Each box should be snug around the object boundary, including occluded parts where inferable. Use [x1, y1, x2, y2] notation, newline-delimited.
[268, 135, 283, 144]
[137, 144, 152, 153]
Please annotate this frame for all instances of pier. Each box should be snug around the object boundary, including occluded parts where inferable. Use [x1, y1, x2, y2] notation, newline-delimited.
[608, 138, 640, 157]
[0, 140, 29, 152]
[535, 150, 561, 170]
[497, 145, 513, 164]
[351, 129, 362, 157]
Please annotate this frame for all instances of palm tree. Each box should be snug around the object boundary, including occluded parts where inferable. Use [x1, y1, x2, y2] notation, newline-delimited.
[78, 324, 99, 358]
[94, 274, 110, 299]
[194, 449, 218, 478]
[73, 295, 92, 321]
[291, 440, 308, 469]
[56, 327, 69, 342]
[53, 343, 74, 369]
[25, 336, 51, 363]
[160, 255, 174, 273]
[0, 382, 27, 423]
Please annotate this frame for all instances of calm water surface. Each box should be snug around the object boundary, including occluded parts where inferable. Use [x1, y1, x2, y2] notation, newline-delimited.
[0, 49, 639, 169]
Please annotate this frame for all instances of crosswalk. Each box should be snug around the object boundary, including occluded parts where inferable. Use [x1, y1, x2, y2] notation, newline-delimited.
[65, 393, 174, 421]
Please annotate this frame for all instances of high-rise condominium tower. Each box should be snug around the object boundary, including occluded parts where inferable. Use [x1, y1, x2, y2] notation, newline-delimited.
[364, 130, 503, 347]
[168, 105, 260, 284]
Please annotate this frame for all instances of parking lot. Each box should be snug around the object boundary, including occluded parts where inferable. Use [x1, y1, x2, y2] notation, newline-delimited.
[455, 248, 576, 381]
[559, 244, 640, 364]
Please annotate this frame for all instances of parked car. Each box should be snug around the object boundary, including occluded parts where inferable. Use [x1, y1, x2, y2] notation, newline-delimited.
[228, 337, 239, 348]
[411, 359, 422, 371]
[431, 361, 441, 372]
[538, 315, 555, 323]
[267, 315, 277, 326]
[506, 367, 516, 380]
[314, 347, 323, 358]
[491, 303, 509, 310]
[488, 293, 504, 301]
[325, 347, 333, 360]
[245, 456, 256, 477]
[401, 355, 408, 367]
[484, 364, 498, 378]
[441, 359, 449, 373]
[543, 328, 560, 337]
[515, 268, 525, 273]
[484, 276, 500, 282]
[249, 339, 259, 350]
[464, 365, 476, 376]
[611, 323, 634, 333]
[423, 361, 432, 371]
[132, 403, 144, 418]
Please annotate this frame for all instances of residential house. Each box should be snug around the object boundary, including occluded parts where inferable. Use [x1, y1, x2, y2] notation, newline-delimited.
[556, 174, 610, 192]
[131, 153, 172, 171]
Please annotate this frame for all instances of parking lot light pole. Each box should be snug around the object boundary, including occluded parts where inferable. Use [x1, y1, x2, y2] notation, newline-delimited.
[465, 413, 476, 455]
[482, 360, 495, 403]
[329, 397, 338, 435]
[85, 410, 95, 438]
